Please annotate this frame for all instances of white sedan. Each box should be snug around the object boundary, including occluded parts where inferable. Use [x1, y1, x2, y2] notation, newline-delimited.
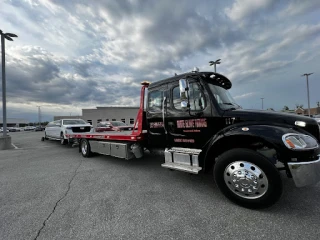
[44, 119, 92, 145]
[0, 128, 9, 133]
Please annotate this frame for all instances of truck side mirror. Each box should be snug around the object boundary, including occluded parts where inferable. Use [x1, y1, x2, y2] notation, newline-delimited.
[179, 79, 189, 110]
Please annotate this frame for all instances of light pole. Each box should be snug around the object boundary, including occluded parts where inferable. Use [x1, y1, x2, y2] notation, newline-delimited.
[209, 59, 221, 73]
[261, 98, 264, 110]
[302, 73, 313, 117]
[1, 30, 18, 137]
[37, 106, 41, 127]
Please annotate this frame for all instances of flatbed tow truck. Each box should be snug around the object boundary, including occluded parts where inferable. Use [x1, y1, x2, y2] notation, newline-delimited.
[66, 68, 320, 208]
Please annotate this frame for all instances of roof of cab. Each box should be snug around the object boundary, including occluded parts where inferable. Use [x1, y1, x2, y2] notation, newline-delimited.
[148, 71, 232, 90]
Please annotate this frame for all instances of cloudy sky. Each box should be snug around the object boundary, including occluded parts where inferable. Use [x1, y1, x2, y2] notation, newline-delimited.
[0, 0, 320, 122]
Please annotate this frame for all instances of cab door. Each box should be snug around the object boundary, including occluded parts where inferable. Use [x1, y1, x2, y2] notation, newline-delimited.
[146, 84, 168, 148]
[165, 79, 213, 149]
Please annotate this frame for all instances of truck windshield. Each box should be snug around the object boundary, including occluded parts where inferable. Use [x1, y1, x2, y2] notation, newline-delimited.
[207, 83, 240, 110]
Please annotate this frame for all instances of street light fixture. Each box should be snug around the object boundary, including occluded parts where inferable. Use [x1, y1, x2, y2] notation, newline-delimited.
[1, 30, 18, 137]
[301, 73, 313, 117]
[209, 59, 221, 73]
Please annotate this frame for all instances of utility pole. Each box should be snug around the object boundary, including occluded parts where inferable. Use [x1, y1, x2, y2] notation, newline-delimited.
[261, 98, 264, 110]
[1, 29, 18, 137]
[209, 59, 221, 73]
[302, 73, 313, 117]
[37, 106, 41, 126]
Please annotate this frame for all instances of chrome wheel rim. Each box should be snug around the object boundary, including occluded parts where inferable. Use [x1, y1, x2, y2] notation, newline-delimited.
[60, 135, 64, 144]
[224, 161, 268, 199]
[81, 141, 87, 155]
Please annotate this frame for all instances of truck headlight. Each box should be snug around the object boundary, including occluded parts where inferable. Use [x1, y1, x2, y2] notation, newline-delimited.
[282, 133, 318, 150]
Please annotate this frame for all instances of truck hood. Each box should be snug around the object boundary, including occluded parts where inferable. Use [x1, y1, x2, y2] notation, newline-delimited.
[224, 109, 320, 140]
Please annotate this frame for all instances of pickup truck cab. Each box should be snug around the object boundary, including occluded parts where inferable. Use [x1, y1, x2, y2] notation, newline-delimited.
[66, 69, 320, 208]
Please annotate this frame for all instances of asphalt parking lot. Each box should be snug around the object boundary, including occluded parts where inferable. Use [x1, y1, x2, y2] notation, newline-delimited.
[1, 131, 320, 240]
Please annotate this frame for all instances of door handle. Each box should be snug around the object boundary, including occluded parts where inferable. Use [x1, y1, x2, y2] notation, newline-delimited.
[162, 97, 167, 134]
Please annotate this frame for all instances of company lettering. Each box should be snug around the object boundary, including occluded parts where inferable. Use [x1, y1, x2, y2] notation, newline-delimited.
[150, 122, 164, 128]
[174, 138, 195, 143]
[177, 118, 207, 129]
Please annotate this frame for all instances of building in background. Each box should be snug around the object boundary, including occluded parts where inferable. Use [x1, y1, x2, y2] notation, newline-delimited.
[0, 118, 29, 127]
[82, 107, 139, 127]
[295, 107, 320, 116]
[282, 106, 320, 116]
[53, 115, 83, 121]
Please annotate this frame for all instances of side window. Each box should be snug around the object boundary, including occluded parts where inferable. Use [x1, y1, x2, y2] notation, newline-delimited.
[172, 82, 205, 111]
[189, 82, 205, 111]
[172, 87, 182, 110]
[148, 90, 163, 111]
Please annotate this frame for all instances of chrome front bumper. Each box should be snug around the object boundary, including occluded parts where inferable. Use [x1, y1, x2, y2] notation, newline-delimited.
[288, 155, 320, 187]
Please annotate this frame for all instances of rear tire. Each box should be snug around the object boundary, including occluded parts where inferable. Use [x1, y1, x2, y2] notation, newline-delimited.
[80, 139, 92, 157]
[214, 148, 282, 209]
[60, 133, 67, 145]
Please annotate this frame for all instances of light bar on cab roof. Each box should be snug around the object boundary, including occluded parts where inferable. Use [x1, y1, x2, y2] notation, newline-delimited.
[141, 81, 150, 86]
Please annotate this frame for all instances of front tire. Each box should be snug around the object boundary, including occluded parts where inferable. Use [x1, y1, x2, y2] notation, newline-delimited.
[80, 139, 92, 157]
[60, 133, 67, 145]
[214, 148, 282, 209]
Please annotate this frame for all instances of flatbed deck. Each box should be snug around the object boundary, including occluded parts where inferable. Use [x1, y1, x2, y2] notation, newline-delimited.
[66, 130, 146, 142]
[66, 83, 148, 142]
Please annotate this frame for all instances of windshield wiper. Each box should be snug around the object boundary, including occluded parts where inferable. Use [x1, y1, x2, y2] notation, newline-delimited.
[222, 102, 241, 108]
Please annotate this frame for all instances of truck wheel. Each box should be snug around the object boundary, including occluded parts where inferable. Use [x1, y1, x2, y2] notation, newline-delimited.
[60, 133, 67, 145]
[44, 132, 48, 140]
[80, 139, 92, 157]
[214, 148, 282, 209]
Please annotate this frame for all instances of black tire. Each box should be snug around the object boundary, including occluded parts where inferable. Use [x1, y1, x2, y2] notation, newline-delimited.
[214, 148, 282, 209]
[44, 132, 49, 140]
[60, 133, 67, 145]
[80, 139, 92, 157]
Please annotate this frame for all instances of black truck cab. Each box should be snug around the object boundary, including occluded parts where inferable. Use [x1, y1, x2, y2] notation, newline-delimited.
[146, 70, 320, 208]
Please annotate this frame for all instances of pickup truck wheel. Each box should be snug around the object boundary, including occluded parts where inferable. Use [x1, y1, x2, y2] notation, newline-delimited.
[44, 132, 48, 140]
[60, 133, 67, 145]
[214, 148, 282, 209]
[80, 139, 92, 157]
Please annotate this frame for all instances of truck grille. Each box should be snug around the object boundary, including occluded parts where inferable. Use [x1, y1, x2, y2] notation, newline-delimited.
[71, 126, 91, 133]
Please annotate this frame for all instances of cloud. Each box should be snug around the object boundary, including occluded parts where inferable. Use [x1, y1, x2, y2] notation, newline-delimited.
[234, 92, 258, 99]
[0, 0, 320, 121]
[225, 0, 277, 22]
[279, 0, 320, 17]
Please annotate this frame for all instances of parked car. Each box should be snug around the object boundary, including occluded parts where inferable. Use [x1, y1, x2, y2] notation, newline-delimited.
[34, 126, 45, 131]
[7, 127, 22, 132]
[24, 126, 36, 131]
[95, 121, 134, 132]
[44, 119, 92, 145]
[0, 128, 9, 133]
[313, 114, 320, 125]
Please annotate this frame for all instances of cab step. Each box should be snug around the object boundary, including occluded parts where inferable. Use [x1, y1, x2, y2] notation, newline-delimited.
[161, 147, 202, 174]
